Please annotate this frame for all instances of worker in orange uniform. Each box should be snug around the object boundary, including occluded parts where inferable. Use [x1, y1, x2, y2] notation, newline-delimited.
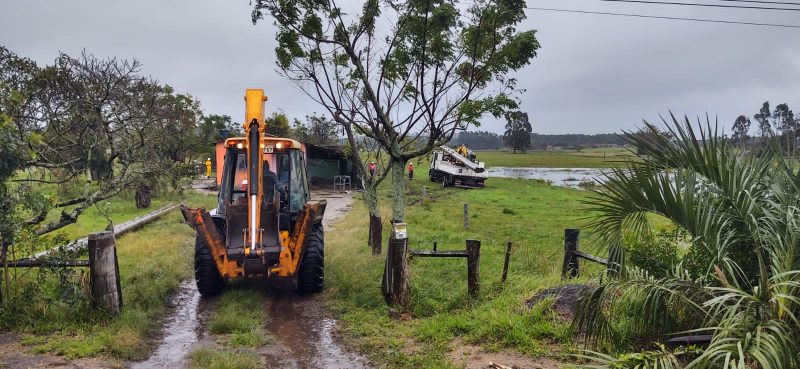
[368, 161, 377, 179]
[205, 158, 212, 178]
[407, 162, 414, 180]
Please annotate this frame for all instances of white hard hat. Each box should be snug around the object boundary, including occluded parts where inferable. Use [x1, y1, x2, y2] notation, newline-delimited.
[207, 158, 211, 160]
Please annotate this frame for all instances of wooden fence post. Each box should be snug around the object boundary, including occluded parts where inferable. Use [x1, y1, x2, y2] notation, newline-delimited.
[562, 229, 580, 278]
[88, 231, 122, 314]
[463, 204, 469, 229]
[501, 241, 512, 283]
[466, 239, 481, 298]
[382, 233, 410, 307]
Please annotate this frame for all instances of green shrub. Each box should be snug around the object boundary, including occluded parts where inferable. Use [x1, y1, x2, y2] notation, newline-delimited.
[625, 230, 680, 277]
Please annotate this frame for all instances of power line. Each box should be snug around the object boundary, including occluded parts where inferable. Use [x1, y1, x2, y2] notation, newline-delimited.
[572, 0, 800, 11]
[524, 6, 800, 28]
[713, 0, 800, 6]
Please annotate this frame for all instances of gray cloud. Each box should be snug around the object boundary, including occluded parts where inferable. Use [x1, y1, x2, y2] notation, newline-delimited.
[2, 0, 799, 134]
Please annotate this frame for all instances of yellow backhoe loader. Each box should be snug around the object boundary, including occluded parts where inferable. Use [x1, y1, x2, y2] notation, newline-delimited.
[181, 89, 326, 295]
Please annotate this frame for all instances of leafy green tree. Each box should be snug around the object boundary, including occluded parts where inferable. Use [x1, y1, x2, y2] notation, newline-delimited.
[772, 103, 796, 155]
[754, 101, 772, 137]
[291, 114, 338, 146]
[265, 111, 291, 137]
[731, 115, 750, 146]
[577, 116, 800, 369]
[251, 0, 539, 227]
[0, 47, 203, 238]
[503, 111, 532, 153]
[197, 114, 238, 158]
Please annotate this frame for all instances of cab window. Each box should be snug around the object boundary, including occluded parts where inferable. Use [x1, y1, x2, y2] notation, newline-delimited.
[289, 150, 309, 212]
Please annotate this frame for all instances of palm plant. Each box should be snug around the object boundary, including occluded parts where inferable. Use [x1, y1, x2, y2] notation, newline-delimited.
[575, 114, 800, 369]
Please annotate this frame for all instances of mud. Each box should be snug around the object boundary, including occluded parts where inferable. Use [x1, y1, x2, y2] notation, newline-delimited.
[448, 340, 563, 369]
[526, 284, 592, 321]
[130, 280, 212, 369]
[257, 189, 371, 369]
[262, 293, 370, 369]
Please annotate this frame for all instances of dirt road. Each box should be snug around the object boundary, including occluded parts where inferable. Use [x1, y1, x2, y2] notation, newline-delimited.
[258, 189, 370, 369]
[131, 189, 368, 369]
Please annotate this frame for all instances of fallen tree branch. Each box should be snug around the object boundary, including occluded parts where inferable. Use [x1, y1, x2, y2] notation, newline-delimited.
[33, 203, 178, 258]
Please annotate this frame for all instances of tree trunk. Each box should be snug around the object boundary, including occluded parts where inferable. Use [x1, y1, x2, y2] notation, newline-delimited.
[88, 231, 122, 315]
[389, 159, 406, 223]
[135, 185, 151, 209]
[369, 215, 382, 255]
[363, 184, 382, 255]
[382, 233, 410, 307]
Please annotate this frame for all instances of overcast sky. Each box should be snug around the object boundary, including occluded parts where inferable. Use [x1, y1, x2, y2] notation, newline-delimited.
[1, 0, 799, 134]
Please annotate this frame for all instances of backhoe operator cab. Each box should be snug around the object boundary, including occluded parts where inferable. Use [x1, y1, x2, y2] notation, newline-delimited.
[181, 89, 326, 296]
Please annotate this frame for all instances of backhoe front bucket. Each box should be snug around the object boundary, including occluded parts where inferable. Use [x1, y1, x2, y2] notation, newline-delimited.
[180, 205, 243, 278]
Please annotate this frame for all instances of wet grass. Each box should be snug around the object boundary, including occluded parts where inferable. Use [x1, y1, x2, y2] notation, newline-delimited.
[0, 192, 217, 361]
[476, 148, 636, 168]
[187, 348, 262, 369]
[187, 283, 270, 368]
[325, 172, 603, 367]
[208, 285, 271, 348]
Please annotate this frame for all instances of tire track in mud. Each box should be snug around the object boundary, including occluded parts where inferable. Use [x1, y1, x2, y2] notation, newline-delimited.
[130, 280, 211, 369]
[256, 190, 371, 369]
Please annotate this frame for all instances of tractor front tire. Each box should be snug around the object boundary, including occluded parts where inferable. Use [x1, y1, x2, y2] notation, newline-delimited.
[298, 223, 324, 293]
[195, 235, 225, 296]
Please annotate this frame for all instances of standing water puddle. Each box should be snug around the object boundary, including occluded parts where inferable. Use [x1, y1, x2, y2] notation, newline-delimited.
[262, 293, 371, 369]
[487, 167, 606, 188]
[130, 280, 209, 369]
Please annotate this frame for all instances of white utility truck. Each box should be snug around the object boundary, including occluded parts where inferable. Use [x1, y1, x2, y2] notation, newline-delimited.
[429, 145, 488, 188]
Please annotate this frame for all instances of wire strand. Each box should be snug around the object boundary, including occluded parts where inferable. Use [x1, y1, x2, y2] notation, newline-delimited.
[713, 0, 800, 6]
[524, 6, 800, 28]
[571, 0, 800, 11]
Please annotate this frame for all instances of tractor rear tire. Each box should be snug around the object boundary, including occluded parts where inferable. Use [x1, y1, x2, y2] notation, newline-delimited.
[298, 223, 324, 293]
[195, 235, 225, 296]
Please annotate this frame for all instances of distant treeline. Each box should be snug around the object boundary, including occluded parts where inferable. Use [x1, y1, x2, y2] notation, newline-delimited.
[453, 131, 626, 150]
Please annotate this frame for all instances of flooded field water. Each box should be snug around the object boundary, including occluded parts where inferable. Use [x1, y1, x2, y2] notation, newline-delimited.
[487, 167, 607, 188]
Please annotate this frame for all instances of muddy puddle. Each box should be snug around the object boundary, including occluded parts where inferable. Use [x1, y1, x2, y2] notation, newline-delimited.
[130, 280, 210, 369]
[262, 293, 371, 369]
[487, 167, 606, 188]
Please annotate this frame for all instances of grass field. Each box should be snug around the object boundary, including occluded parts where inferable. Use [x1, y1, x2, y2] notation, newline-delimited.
[476, 148, 635, 168]
[0, 191, 216, 361]
[326, 165, 604, 367]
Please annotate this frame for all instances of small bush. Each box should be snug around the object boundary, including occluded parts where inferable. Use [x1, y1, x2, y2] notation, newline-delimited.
[626, 230, 680, 277]
[501, 208, 516, 215]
